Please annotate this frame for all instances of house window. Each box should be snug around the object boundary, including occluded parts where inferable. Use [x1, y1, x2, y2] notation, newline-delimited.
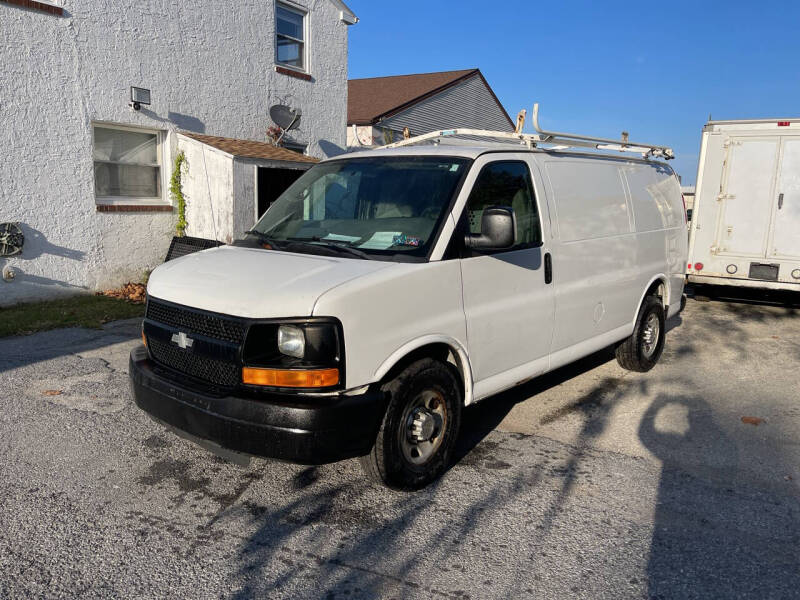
[93, 124, 162, 202]
[276, 3, 307, 71]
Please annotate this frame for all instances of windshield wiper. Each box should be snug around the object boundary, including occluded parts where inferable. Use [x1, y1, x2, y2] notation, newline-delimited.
[287, 237, 373, 260]
[245, 230, 288, 249]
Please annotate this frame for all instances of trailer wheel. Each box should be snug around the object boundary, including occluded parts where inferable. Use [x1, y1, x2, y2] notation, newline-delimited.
[359, 358, 461, 490]
[615, 295, 665, 372]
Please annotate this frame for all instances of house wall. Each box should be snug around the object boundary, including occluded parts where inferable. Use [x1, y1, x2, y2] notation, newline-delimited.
[347, 125, 401, 148]
[0, 0, 350, 305]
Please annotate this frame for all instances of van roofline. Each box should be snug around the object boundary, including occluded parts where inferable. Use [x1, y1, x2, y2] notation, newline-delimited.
[706, 118, 800, 126]
[329, 145, 675, 167]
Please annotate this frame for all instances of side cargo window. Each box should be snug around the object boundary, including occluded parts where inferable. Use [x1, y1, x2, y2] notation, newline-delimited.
[465, 161, 541, 249]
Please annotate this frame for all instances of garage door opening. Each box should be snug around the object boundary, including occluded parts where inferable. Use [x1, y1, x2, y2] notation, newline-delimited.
[258, 167, 305, 218]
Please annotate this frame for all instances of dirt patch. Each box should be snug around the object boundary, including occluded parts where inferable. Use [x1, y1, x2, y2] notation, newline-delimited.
[97, 283, 146, 304]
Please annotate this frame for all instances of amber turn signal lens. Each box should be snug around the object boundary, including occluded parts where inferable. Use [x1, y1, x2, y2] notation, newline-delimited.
[141, 330, 147, 347]
[242, 367, 339, 388]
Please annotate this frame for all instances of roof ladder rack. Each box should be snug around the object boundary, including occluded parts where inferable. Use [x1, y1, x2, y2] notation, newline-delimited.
[381, 103, 674, 160]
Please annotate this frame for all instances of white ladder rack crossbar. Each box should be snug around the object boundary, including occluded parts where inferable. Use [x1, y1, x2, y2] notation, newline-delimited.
[380, 103, 674, 160]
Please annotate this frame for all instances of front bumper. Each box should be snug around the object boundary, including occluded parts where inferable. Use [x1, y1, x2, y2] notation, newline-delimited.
[129, 345, 386, 465]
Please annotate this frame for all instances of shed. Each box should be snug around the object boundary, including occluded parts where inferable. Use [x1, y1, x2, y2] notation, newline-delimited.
[178, 133, 319, 243]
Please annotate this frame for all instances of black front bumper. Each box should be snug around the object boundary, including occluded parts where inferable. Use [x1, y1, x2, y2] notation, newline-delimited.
[129, 346, 386, 465]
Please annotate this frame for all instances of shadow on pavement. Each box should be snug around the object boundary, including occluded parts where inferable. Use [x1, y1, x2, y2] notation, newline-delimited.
[639, 394, 800, 599]
[0, 319, 142, 373]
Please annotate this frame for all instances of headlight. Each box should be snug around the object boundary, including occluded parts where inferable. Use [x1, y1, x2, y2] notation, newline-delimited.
[241, 319, 344, 389]
[278, 325, 305, 358]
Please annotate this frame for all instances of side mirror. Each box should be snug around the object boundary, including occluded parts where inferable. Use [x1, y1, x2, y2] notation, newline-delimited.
[464, 206, 516, 250]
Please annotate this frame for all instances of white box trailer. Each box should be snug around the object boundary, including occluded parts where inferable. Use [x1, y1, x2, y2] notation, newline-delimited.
[687, 119, 800, 291]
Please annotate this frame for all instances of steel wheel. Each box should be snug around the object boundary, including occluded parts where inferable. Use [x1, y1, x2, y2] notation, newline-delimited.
[359, 358, 462, 489]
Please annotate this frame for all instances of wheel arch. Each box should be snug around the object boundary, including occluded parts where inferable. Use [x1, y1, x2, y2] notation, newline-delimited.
[637, 274, 670, 311]
[372, 336, 474, 406]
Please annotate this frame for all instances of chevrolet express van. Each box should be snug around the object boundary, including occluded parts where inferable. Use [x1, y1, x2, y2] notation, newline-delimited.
[130, 134, 687, 489]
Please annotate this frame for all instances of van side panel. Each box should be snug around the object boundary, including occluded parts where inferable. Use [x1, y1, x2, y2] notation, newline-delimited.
[622, 162, 687, 312]
[541, 156, 640, 353]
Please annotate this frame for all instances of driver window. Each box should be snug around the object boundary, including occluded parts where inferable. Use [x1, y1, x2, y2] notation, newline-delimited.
[465, 161, 541, 248]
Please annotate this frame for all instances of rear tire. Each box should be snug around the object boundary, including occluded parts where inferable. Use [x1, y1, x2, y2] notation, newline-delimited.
[615, 295, 665, 372]
[359, 358, 461, 490]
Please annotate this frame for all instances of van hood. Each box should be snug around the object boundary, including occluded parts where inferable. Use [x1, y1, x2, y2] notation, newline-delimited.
[146, 245, 396, 318]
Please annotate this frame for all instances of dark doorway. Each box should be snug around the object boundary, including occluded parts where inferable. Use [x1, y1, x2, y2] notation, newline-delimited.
[257, 167, 305, 218]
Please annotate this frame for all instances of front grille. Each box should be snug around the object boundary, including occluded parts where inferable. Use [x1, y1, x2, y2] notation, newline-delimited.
[148, 338, 240, 387]
[146, 300, 246, 344]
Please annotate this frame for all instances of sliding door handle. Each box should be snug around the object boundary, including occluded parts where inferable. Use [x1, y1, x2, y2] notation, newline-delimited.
[544, 252, 553, 284]
[778, 193, 784, 209]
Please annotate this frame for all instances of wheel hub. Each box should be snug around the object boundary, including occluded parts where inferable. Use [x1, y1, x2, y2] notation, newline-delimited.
[409, 407, 441, 442]
[642, 313, 660, 357]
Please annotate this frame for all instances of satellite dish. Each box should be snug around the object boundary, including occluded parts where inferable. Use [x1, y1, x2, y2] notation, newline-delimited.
[0, 222, 24, 257]
[269, 105, 301, 131]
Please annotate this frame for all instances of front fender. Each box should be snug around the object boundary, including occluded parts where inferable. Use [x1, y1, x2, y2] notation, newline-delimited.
[372, 335, 475, 406]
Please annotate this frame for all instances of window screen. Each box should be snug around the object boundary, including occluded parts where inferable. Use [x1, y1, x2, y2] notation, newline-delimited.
[465, 161, 541, 248]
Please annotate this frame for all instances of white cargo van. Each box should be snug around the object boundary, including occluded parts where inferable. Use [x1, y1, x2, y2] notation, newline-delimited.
[688, 118, 800, 291]
[130, 113, 687, 489]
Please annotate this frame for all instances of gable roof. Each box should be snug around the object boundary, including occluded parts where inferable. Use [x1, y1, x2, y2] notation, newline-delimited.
[181, 133, 319, 164]
[347, 69, 513, 128]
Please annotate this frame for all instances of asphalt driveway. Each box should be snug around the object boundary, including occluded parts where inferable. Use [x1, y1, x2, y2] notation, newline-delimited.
[1, 294, 799, 599]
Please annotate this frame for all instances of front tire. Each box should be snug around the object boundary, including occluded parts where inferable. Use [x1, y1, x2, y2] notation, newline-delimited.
[615, 295, 666, 372]
[359, 358, 462, 490]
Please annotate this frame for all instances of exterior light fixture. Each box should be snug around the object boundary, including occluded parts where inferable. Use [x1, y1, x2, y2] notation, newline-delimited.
[130, 87, 151, 111]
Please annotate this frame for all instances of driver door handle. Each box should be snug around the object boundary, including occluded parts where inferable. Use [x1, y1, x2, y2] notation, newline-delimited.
[544, 252, 553, 284]
[778, 193, 784, 210]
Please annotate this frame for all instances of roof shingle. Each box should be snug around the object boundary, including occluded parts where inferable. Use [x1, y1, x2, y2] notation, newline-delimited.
[181, 133, 319, 164]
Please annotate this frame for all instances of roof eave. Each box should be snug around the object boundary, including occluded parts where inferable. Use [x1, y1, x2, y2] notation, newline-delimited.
[329, 0, 358, 24]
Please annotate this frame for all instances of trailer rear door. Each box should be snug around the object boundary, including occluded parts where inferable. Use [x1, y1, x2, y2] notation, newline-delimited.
[717, 138, 779, 257]
[768, 138, 800, 259]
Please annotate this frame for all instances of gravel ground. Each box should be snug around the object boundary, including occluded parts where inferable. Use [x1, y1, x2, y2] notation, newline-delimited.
[1, 295, 799, 599]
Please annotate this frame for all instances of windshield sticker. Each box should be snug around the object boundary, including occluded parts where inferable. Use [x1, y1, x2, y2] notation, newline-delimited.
[392, 234, 421, 247]
[358, 231, 402, 250]
[323, 233, 361, 243]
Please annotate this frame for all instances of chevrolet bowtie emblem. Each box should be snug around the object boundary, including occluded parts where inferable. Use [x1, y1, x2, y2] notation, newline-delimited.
[171, 331, 194, 350]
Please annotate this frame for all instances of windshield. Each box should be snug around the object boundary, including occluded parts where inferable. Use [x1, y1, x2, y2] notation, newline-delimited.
[249, 156, 470, 259]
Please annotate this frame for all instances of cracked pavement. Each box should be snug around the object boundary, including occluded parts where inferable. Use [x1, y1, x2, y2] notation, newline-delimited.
[1, 297, 799, 599]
